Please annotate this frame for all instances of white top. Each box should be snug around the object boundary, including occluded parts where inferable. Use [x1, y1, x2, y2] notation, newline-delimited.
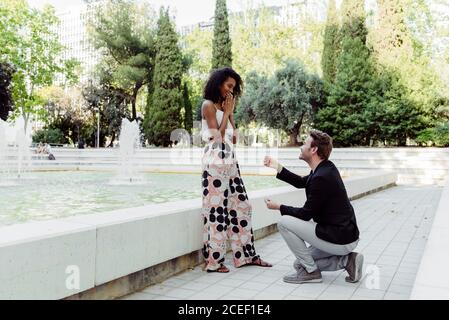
[201, 104, 234, 143]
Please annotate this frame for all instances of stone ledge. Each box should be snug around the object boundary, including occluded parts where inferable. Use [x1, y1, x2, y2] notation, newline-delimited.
[64, 224, 279, 300]
[0, 171, 397, 300]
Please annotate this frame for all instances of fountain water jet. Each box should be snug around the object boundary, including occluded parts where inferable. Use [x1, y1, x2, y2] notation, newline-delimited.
[0, 117, 32, 184]
[0, 119, 10, 183]
[109, 118, 147, 185]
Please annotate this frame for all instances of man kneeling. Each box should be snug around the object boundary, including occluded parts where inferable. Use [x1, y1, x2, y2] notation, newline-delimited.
[264, 130, 363, 284]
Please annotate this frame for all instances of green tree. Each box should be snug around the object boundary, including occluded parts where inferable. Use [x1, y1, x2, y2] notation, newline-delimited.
[182, 1, 325, 117]
[321, 0, 339, 85]
[368, 0, 431, 144]
[416, 122, 449, 147]
[374, 71, 424, 145]
[430, 1, 449, 104]
[38, 85, 93, 145]
[0, 0, 27, 61]
[340, 0, 367, 40]
[237, 60, 323, 146]
[231, 6, 297, 76]
[212, 0, 232, 69]
[181, 27, 213, 120]
[316, 0, 379, 146]
[89, 0, 156, 120]
[0, 1, 78, 132]
[143, 68, 155, 138]
[371, 0, 414, 62]
[145, 9, 184, 147]
[234, 71, 263, 126]
[0, 62, 14, 121]
[32, 128, 65, 145]
[231, 4, 324, 77]
[83, 78, 130, 148]
[370, 0, 440, 138]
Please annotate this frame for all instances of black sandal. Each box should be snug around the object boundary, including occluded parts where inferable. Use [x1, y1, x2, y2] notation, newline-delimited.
[206, 264, 230, 273]
[239, 257, 273, 268]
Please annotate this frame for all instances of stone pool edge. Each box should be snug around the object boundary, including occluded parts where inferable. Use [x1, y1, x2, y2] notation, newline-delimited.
[0, 171, 397, 300]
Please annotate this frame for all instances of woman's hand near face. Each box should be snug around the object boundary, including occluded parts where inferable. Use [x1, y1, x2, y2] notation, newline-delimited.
[222, 92, 235, 115]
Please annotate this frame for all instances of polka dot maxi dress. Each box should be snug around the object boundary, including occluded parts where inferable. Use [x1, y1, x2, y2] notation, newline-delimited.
[201, 115, 260, 271]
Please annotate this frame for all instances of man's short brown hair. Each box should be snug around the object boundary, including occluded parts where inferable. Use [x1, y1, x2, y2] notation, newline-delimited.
[309, 130, 333, 160]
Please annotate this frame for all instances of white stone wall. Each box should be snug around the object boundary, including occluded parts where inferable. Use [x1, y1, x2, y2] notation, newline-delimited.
[27, 147, 449, 185]
[0, 171, 396, 299]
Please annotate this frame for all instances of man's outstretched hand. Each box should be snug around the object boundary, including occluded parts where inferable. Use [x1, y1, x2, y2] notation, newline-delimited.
[264, 156, 279, 170]
[265, 198, 281, 211]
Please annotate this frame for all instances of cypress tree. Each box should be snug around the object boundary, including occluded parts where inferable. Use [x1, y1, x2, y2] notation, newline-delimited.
[316, 0, 377, 146]
[145, 9, 184, 147]
[371, 0, 426, 145]
[143, 67, 154, 145]
[211, 0, 232, 69]
[321, 0, 339, 85]
[371, 0, 413, 70]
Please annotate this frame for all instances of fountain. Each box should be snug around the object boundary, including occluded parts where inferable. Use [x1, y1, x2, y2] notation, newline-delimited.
[0, 117, 32, 185]
[0, 121, 290, 226]
[14, 117, 32, 179]
[0, 119, 9, 184]
[110, 118, 145, 185]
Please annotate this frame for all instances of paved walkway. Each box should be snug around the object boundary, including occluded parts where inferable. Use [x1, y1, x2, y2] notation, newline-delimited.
[121, 185, 442, 300]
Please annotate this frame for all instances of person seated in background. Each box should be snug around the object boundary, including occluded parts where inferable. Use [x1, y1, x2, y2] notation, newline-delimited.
[44, 143, 56, 160]
[44, 143, 51, 154]
[78, 139, 85, 149]
[35, 142, 44, 154]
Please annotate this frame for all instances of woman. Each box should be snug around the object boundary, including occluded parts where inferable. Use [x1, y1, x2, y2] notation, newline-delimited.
[201, 67, 272, 273]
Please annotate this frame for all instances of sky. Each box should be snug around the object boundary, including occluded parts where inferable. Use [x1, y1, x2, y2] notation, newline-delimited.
[27, 0, 296, 27]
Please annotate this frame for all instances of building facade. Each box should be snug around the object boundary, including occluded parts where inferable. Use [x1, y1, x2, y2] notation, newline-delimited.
[179, 0, 327, 37]
[54, 0, 104, 84]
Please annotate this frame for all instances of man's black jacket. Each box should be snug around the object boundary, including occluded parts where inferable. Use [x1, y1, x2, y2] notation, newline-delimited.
[277, 160, 360, 245]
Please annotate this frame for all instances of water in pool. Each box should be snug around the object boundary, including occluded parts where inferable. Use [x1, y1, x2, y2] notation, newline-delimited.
[0, 171, 285, 226]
